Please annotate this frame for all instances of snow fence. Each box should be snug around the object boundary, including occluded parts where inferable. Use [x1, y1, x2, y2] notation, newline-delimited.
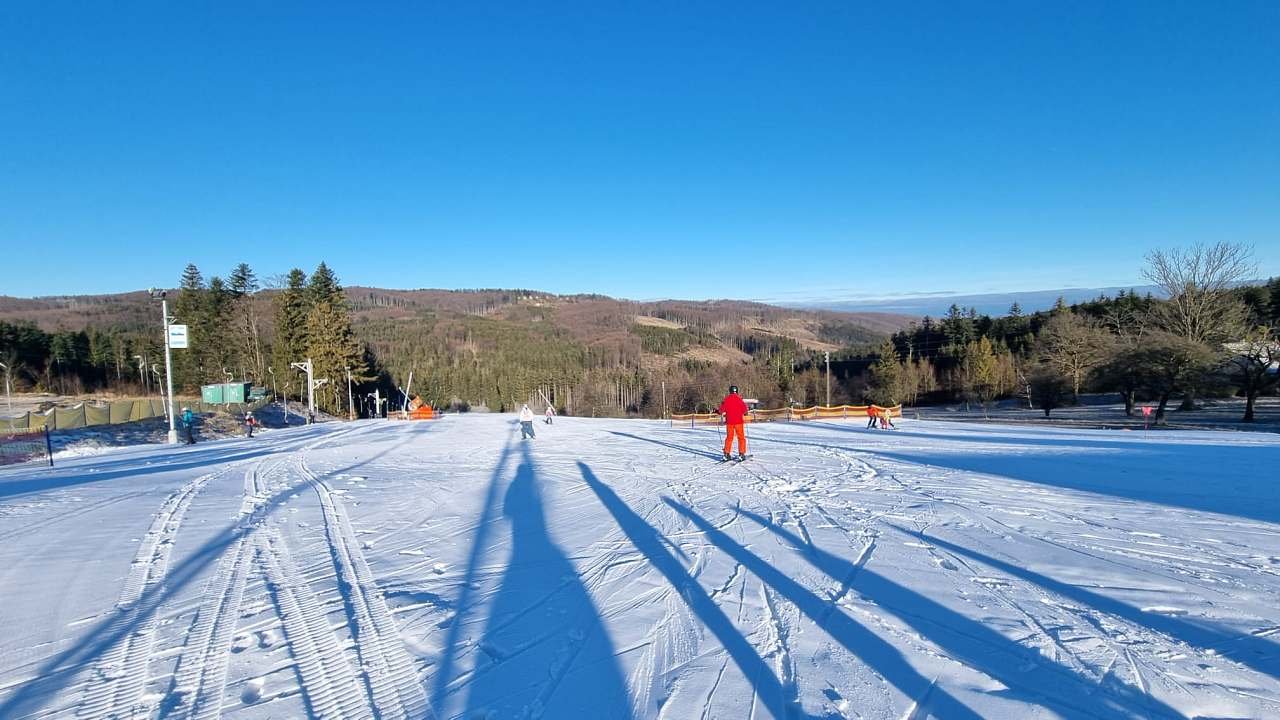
[0, 397, 273, 432]
[671, 404, 903, 427]
[0, 427, 53, 466]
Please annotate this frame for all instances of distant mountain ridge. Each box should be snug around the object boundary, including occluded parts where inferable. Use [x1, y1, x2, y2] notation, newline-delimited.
[0, 286, 914, 347]
[789, 285, 1166, 317]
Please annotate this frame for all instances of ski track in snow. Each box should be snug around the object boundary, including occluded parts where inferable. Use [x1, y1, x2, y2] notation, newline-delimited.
[76, 464, 237, 720]
[3, 415, 1280, 719]
[303, 458, 430, 720]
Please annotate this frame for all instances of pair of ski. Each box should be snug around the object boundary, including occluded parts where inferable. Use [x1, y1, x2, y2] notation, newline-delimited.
[719, 453, 752, 463]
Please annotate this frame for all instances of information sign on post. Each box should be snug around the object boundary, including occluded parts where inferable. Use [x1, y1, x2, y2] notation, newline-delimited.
[168, 324, 189, 349]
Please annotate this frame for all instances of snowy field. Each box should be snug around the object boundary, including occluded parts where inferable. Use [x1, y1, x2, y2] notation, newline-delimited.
[1, 415, 1278, 719]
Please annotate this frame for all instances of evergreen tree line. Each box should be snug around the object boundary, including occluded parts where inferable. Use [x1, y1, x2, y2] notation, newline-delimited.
[0, 321, 164, 397]
[0, 261, 369, 418]
[868, 243, 1280, 423]
[8, 244, 1272, 424]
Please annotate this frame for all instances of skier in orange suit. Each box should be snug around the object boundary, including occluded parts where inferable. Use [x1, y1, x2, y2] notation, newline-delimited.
[718, 385, 749, 461]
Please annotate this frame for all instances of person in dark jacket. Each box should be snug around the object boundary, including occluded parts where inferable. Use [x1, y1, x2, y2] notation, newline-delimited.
[717, 385, 749, 461]
[182, 407, 196, 444]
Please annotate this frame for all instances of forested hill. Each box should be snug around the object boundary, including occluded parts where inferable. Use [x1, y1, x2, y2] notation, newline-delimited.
[0, 282, 912, 417]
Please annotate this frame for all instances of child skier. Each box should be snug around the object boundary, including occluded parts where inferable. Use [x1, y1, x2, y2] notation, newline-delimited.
[866, 404, 880, 429]
[545, 404, 555, 425]
[245, 411, 257, 438]
[717, 385, 749, 461]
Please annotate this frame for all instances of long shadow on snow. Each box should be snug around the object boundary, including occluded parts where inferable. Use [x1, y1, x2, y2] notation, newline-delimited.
[0, 482, 299, 717]
[580, 461, 825, 720]
[0, 421, 380, 501]
[461, 446, 630, 718]
[0, 447, 278, 500]
[431, 438, 515, 713]
[720, 506, 1186, 719]
[608, 431, 725, 460]
[913, 529, 1280, 681]
[808, 420, 1263, 451]
[746, 428, 1280, 526]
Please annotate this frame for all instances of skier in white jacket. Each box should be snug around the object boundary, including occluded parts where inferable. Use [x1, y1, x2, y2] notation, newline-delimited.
[519, 404, 536, 439]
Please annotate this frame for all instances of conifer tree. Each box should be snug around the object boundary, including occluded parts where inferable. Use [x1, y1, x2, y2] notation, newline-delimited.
[307, 262, 343, 306]
[867, 339, 903, 405]
[962, 336, 999, 413]
[300, 263, 367, 414]
[202, 276, 236, 382]
[172, 264, 205, 389]
[229, 263, 265, 380]
[305, 300, 368, 414]
[272, 268, 310, 393]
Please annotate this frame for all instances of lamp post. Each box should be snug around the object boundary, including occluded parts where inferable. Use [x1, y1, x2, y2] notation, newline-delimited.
[148, 288, 179, 444]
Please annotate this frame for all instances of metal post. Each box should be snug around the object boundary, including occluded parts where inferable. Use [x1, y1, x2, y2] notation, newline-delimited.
[290, 359, 316, 423]
[152, 364, 170, 426]
[824, 351, 831, 408]
[160, 297, 178, 444]
[661, 380, 666, 419]
[346, 367, 354, 421]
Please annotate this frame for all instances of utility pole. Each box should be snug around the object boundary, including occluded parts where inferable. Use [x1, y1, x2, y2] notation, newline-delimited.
[661, 380, 666, 419]
[290, 358, 317, 423]
[824, 351, 831, 407]
[346, 367, 355, 421]
[149, 289, 179, 445]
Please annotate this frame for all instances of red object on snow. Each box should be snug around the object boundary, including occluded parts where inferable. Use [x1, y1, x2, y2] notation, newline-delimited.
[718, 393, 749, 424]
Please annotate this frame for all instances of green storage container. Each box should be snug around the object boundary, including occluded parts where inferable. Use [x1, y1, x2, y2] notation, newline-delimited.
[201, 384, 224, 404]
[223, 382, 251, 404]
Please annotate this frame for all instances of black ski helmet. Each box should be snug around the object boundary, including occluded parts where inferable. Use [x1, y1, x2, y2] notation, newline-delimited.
[729, 385, 739, 394]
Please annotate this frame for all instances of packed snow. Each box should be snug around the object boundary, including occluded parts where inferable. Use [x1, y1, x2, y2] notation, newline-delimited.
[1, 414, 1278, 719]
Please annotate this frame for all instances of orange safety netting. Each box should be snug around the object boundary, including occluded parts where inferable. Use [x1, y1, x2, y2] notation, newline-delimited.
[670, 404, 901, 426]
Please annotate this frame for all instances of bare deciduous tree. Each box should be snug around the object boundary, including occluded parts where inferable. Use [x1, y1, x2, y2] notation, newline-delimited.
[1143, 242, 1255, 410]
[1143, 242, 1254, 345]
[1037, 312, 1112, 401]
[1224, 326, 1280, 423]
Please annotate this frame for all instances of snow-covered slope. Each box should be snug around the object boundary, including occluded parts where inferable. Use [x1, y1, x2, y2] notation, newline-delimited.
[1, 415, 1277, 719]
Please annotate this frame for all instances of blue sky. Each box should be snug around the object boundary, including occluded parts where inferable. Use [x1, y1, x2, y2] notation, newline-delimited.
[2, 2, 1277, 301]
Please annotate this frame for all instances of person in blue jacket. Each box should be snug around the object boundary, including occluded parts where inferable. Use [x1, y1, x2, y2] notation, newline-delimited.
[182, 406, 196, 444]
